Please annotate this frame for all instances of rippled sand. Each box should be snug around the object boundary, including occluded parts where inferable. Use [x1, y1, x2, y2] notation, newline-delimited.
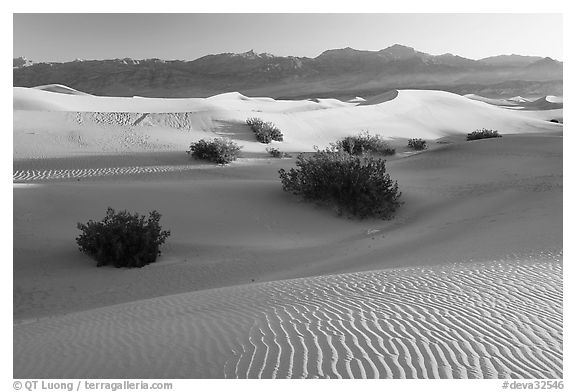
[13, 165, 199, 181]
[14, 254, 562, 379]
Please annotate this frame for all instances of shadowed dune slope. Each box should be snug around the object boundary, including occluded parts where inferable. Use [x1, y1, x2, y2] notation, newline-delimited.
[465, 93, 563, 111]
[33, 84, 92, 96]
[359, 89, 399, 105]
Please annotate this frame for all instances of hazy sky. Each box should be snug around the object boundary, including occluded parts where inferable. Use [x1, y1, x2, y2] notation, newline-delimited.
[13, 13, 562, 62]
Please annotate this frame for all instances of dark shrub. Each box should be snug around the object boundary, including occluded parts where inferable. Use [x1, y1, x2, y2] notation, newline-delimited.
[466, 129, 502, 141]
[266, 147, 291, 158]
[335, 131, 395, 155]
[246, 118, 284, 143]
[187, 138, 241, 164]
[279, 148, 402, 218]
[76, 208, 171, 268]
[407, 138, 427, 150]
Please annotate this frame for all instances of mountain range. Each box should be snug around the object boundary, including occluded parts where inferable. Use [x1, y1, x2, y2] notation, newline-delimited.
[13, 44, 563, 99]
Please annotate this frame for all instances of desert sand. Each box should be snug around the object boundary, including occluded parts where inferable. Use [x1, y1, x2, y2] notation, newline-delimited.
[13, 86, 562, 378]
[465, 94, 563, 111]
[14, 87, 560, 159]
[14, 255, 562, 379]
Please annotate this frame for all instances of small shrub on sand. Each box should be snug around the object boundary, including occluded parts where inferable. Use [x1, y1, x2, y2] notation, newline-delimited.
[76, 208, 171, 268]
[466, 129, 502, 141]
[279, 148, 402, 219]
[246, 118, 284, 143]
[266, 147, 291, 158]
[187, 138, 241, 164]
[407, 138, 427, 151]
[335, 131, 395, 156]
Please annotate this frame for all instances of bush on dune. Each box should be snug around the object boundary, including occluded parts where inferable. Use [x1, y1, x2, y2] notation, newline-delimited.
[246, 117, 284, 143]
[466, 129, 502, 141]
[76, 208, 171, 268]
[334, 131, 395, 156]
[407, 138, 427, 151]
[187, 138, 241, 164]
[279, 148, 402, 219]
[266, 147, 291, 158]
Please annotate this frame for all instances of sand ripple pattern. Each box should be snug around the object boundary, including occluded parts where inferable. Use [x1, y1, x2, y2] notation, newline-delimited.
[13, 165, 200, 182]
[14, 253, 562, 379]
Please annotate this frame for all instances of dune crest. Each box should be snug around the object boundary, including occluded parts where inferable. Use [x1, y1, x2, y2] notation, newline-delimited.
[14, 86, 561, 159]
[33, 84, 92, 96]
[465, 93, 563, 111]
[545, 96, 562, 104]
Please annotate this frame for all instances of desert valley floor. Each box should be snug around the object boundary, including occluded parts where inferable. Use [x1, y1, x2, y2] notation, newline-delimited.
[13, 85, 562, 378]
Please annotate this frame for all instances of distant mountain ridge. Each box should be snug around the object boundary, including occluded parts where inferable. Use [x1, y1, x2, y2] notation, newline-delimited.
[13, 44, 563, 99]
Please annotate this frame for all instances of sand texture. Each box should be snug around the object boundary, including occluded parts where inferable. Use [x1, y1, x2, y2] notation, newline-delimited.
[14, 255, 562, 379]
[13, 86, 562, 379]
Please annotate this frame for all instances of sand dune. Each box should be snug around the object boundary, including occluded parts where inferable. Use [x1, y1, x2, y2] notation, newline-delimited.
[522, 96, 563, 110]
[545, 95, 563, 104]
[33, 84, 92, 96]
[359, 90, 399, 105]
[13, 87, 332, 113]
[464, 94, 517, 107]
[507, 96, 529, 103]
[14, 254, 562, 379]
[465, 93, 563, 111]
[14, 87, 560, 159]
[13, 85, 563, 379]
[348, 96, 366, 103]
[14, 134, 562, 321]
